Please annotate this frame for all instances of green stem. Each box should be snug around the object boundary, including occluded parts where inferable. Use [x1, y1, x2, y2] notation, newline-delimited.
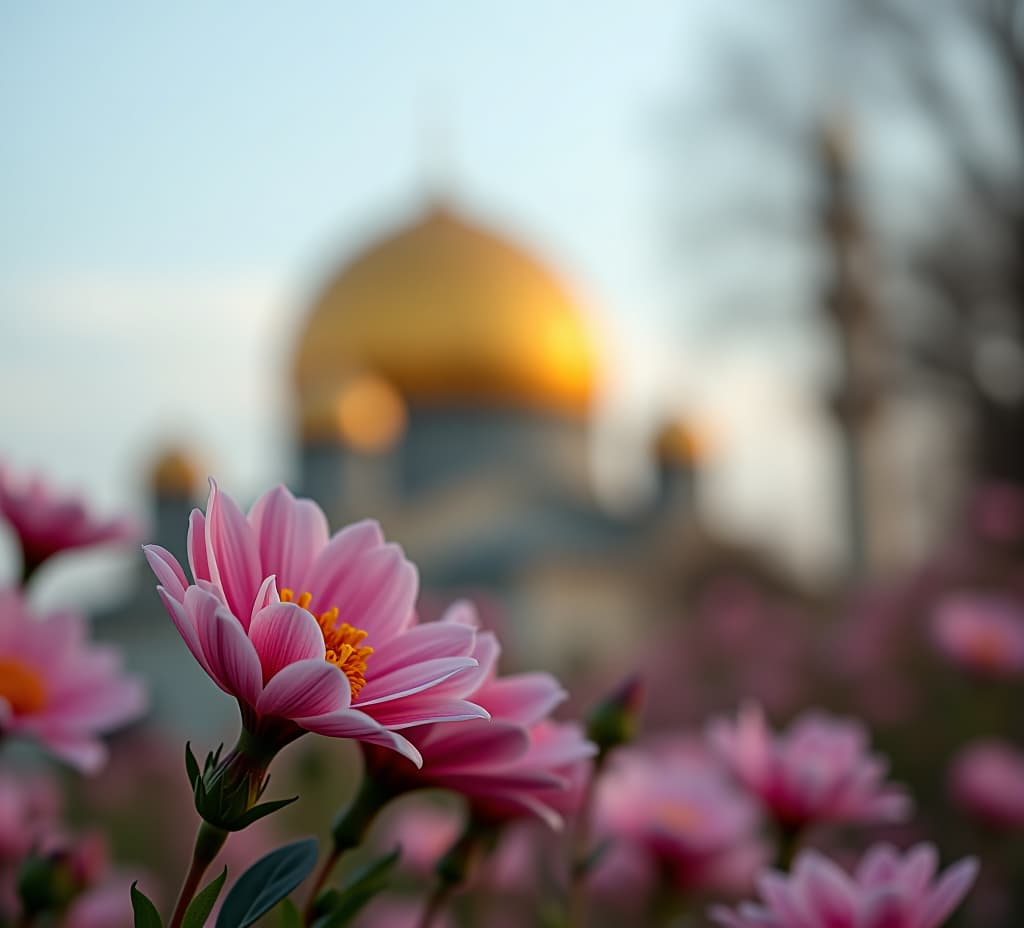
[775, 824, 805, 871]
[567, 753, 607, 928]
[303, 775, 398, 924]
[417, 822, 483, 928]
[168, 821, 228, 928]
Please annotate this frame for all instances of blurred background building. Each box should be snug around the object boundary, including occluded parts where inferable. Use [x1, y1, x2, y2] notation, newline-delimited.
[101, 187, 722, 730]
[6, 0, 1023, 733]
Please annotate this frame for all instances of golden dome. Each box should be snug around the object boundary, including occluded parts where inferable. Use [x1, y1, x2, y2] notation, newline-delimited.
[300, 373, 408, 452]
[654, 421, 709, 467]
[294, 201, 597, 429]
[149, 446, 201, 497]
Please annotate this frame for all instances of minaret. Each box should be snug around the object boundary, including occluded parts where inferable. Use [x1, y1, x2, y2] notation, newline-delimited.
[148, 445, 202, 569]
[818, 117, 880, 578]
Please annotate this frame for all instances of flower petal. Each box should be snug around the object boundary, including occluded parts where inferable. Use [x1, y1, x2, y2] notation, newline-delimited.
[187, 508, 210, 582]
[357, 656, 478, 706]
[204, 479, 261, 627]
[308, 538, 416, 640]
[476, 673, 566, 727]
[249, 602, 326, 684]
[301, 519, 384, 599]
[421, 721, 530, 771]
[369, 621, 476, 677]
[298, 707, 423, 767]
[256, 658, 350, 719]
[192, 588, 262, 706]
[143, 545, 187, 599]
[157, 587, 214, 678]
[248, 486, 329, 589]
[364, 698, 490, 731]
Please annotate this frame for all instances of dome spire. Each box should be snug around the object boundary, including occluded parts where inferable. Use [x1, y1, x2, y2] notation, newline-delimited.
[417, 89, 456, 202]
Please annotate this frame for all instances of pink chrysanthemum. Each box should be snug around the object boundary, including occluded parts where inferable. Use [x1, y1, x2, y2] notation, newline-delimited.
[594, 739, 767, 894]
[932, 595, 1024, 677]
[710, 843, 978, 928]
[364, 602, 596, 828]
[144, 481, 488, 766]
[949, 738, 1024, 829]
[0, 590, 145, 773]
[0, 464, 138, 580]
[708, 705, 910, 829]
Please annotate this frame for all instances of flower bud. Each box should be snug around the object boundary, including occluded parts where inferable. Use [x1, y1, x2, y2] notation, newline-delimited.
[585, 673, 645, 760]
[187, 730, 297, 832]
[17, 848, 82, 917]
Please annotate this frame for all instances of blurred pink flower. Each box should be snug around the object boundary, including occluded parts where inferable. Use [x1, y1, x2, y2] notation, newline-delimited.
[711, 843, 978, 928]
[969, 482, 1024, 544]
[0, 590, 145, 773]
[932, 595, 1024, 677]
[594, 739, 767, 894]
[355, 896, 454, 928]
[64, 877, 133, 928]
[364, 602, 595, 829]
[0, 463, 138, 580]
[949, 738, 1024, 829]
[0, 770, 62, 916]
[708, 705, 910, 830]
[145, 481, 487, 766]
[377, 800, 462, 877]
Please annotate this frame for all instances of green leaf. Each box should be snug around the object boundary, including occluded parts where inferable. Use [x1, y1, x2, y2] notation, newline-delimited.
[182, 866, 227, 928]
[230, 795, 299, 831]
[215, 838, 319, 928]
[311, 847, 401, 928]
[185, 742, 201, 790]
[277, 898, 303, 928]
[131, 881, 164, 928]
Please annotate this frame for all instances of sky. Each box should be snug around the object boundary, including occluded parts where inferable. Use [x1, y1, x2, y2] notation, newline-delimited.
[0, 2, 843, 589]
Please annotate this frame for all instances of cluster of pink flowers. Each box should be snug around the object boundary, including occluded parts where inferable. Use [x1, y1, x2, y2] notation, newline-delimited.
[932, 595, 1024, 677]
[709, 704, 910, 830]
[0, 591, 145, 773]
[712, 843, 977, 928]
[0, 463, 138, 581]
[0, 465, 145, 773]
[594, 739, 767, 894]
[362, 601, 595, 829]
[0, 770, 133, 928]
[0, 463, 992, 927]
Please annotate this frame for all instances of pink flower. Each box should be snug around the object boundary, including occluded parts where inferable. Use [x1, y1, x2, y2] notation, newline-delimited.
[949, 738, 1024, 829]
[0, 771, 62, 917]
[0, 590, 146, 773]
[708, 705, 910, 829]
[710, 843, 978, 928]
[594, 739, 767, 894]
[144, 481, 487, 767]
[364, 602, 595, 829]
[932, 595, 1024, 677]
[64, 877, 133, 928]
[969, 482, 1024, 544]
[0, 463, 138, 580]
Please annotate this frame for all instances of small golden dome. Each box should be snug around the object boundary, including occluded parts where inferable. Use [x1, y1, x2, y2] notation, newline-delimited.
[293, 202, 597, 423]
[654, 421, 708, 467]
[300, 373, 408, 452]
[150, 447, 201, 497]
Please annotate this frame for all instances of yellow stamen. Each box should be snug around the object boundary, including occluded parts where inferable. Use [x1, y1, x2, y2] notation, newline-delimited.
[656, 802, 702, 835]
[0, 658, 46, 715]
[279, 588, 312, 610]
[279, 589, 373, 700]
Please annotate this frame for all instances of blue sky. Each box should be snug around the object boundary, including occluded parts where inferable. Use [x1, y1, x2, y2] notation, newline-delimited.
[0, 2, 843, 587]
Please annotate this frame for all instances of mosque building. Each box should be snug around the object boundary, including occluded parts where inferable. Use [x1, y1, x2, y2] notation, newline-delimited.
[101, 192, 709, 733]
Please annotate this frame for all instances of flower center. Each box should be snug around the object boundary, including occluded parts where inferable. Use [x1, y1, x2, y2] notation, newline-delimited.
[966, 628, 1010, 671]
[279, 589, 373, 700]
[656, 801, 703, 836]
[0, 657, 46, 715]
